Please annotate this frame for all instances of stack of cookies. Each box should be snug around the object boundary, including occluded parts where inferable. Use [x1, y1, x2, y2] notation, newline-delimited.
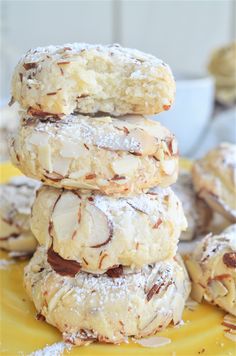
[9, 43, 190, 345]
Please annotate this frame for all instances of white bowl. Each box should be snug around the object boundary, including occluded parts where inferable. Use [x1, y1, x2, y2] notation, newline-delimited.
[155, 74, 215, 156]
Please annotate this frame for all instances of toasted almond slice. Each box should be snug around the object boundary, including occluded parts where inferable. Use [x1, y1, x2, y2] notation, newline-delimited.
[112, 156, 140, 176]
[52, 156, 71, 176]
[134, 336, 171, 348]
[208, 280, 228, 298]
[85, 203, 113, 248]
[161, 159, 176, 176]
[128, 128, 157, 155]
[51, 191, 81, 241]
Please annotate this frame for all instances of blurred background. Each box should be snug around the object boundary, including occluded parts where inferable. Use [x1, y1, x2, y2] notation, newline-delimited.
[0, 0, 236, 159]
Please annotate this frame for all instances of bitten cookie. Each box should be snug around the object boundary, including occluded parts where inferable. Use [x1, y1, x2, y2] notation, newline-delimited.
[11, 43, 175, 116]
[31, 185, 187, 273]
[185, 225, 236, 316]
[0, 177, 40, 255]
[10, 114, 179, 195]
[24, 247, 190, 345]
[192, 143, 236, 223]
[173, 171, 212, 241]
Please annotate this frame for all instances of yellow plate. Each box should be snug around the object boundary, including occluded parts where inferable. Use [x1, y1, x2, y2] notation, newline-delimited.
[0, 162, 235, 356]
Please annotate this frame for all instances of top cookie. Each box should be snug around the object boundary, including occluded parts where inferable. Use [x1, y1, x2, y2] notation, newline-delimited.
[11, 43, 175, 116]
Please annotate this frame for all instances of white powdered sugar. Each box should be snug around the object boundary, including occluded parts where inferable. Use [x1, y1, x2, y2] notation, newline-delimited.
[29, 342, 72, 356]
[0, 177, 40, 216]
[32, 115, 141, 153]
[200, 234, 222, 262]
[36, 245, 175, 313]
[219, 143, 236, 168]
[93, 186, 174, 226]
[20, 43, 167, 71]
[200, 228, 236, 263]
[73, 266, 147, 309]
[0, 259, 15, 269]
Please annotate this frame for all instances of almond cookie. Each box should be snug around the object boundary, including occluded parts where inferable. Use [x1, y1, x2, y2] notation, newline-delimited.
[31, 185, 187, 273]
[10, 114, 179, 195]
[0, 177, 40, 255]
[208, 42, 236, 105]
[11, 43, 175, 117]
[24, 246, 190, 345]
[173, 171, 212, 241]
[185, 225, 236, 316]
[192, 143, 236, 223]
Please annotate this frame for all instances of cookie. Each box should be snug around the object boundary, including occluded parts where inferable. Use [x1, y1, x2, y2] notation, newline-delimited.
[185, 225, 236, 316]
[0, 102, 19, 161]
[0, 177, 40, 254]
[24, 246, 190, 345]
[208, 42, 236, 105]
[11, 43, 175, 116]
[173, 171, 212, 241]
[10, 114, 179, 195]
[192, 143, 236, 223]
[31, 185, 187, 273]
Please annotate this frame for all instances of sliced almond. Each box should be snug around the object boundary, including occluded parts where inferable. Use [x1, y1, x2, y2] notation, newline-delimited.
[168, 137, 178, 155]
[47, 246, 81, 277]
[44, 171, 64, 182]
[38, 145, 52, 172]
[191, 283, 205, 303]
[161, 159, 176, 176]
[208, 279, 228, 298]
[52, 156, 71, 176]
[60, 142, 86, 158]
[62, 179, 97, 189]
[106, 265, 123, 278]
[128, 128, 157, 155]
[153, 150, 164, 162]
[28, 132, 49, 146]
[85, 203, 113, 248]
[51, 191, 81, 241]
[134, 336, 171, 348]
[222, 314, 236, 333]
[112, 156, 140, 176]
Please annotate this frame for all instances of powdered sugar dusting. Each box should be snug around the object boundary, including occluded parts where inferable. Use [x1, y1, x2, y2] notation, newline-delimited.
[219, 143, 236, 168]
[72, 265, 148, 310]
[23, 114, 170, 156]
[199, 227, 236, 263]
[0, 177, 40, 216]
[29, 342, 72, 356]
[0, 259, 15, 269]
[34, 246, 176, 314]
[32, 115, 141, 153]
[93, 186, 178, 226]
[21, 43, 168, 72]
